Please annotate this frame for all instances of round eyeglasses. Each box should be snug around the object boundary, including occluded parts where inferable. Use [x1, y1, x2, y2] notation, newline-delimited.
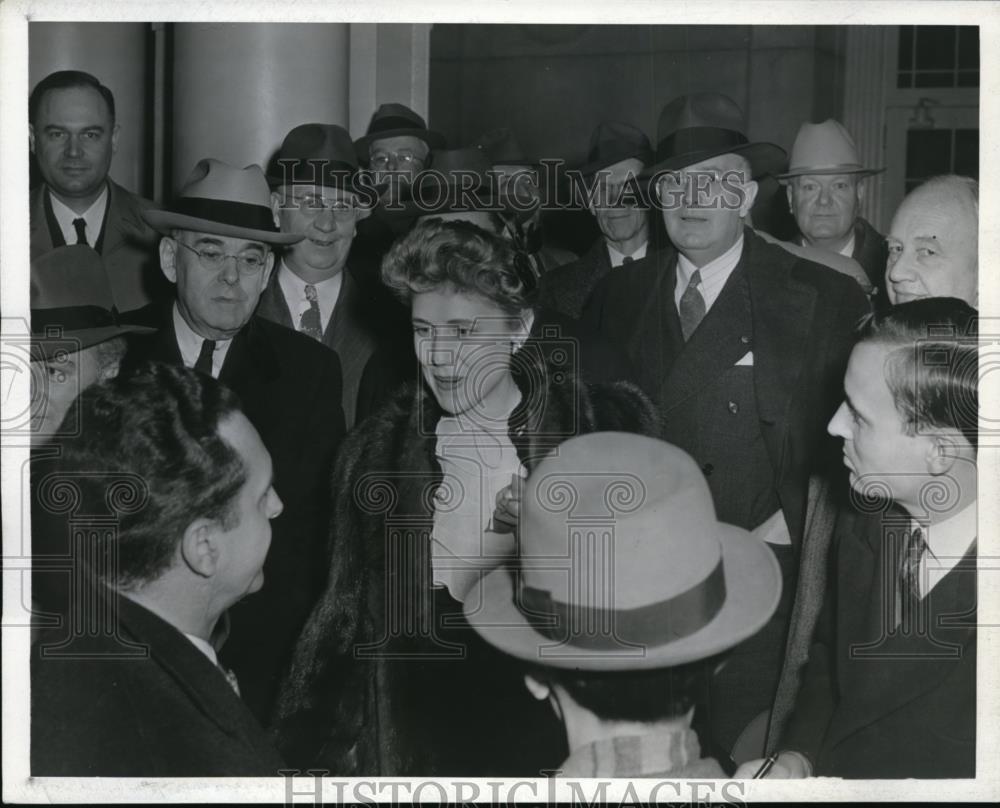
[174, 240, 268, 276]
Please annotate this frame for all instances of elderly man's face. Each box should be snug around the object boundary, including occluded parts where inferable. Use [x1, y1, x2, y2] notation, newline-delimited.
[886, 185, 978, 306]
[369, 135, 429, 186]
[590, 157, 647, 247]
[161, 230, 275, 340]
[30, 86, 119, 205]
[787, 174, 861, 250]
[659, 153, 758, 267]
[30, 343, 110, 441]
[272, 185, 362, 277]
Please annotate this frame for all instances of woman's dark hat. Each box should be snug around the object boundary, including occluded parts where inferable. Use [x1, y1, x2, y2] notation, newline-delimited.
[31, 246, 155, 360]
[267, 123, 366, 194]
[576, 121, 653, 177]
[641, 92, 787, 179]
[353, 103, 447, 160]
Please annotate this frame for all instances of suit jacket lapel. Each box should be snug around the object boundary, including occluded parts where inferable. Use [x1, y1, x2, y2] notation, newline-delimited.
[256, 272, 296, 331]
[219, 319, 282, 439]
[31, 186, 59, 255]
[658, 259, 750, 413]
[100, 180, 144, 258]
[325, 268, 361, 353]
[744, 230, 817, 468]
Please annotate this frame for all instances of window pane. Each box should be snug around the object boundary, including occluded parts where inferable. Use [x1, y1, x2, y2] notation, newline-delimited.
[954, 129, 979, 179]
[914, 71, 956, 88]
[898, 25, 914, 70]
[958, 26, 979, 69]
[915, 25, 957, 70]
[906, 129, 952, 182]
[898, 71, 913, 89]
[957, 70, 979, 88]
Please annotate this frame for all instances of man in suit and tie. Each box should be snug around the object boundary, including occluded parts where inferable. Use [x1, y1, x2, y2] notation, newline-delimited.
[582, 92, 870, 761]
[29, 70, 167, 319]
[738, 297, 978, 778]
[260, 123, 379, 427]
[776, 119, 889, 301]
[32, 362, 286, 775]
[540, 121, 654, 318]
[127, 158, 347, 723]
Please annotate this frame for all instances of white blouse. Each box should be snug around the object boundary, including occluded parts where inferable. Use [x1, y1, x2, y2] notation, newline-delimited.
[430, 389, 525, 602]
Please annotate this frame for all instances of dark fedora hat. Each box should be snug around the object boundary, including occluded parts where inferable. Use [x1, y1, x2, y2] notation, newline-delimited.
[31, 246, 155, 360]
[577, 120, 653, 177]
[267, 123, 365, 193]
[474, 127, 539, 168]
[381, 147, 535, 224]
[642, 92, 787, 179]
[354, 103, 446, 160]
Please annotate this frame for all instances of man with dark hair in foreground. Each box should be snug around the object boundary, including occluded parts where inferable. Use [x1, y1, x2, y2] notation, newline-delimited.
[31, 362, 286, 776]
[739, 297, 978, 778]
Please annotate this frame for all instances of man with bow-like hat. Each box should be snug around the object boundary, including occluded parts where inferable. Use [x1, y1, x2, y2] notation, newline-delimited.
[465, 431, 782, 777]
[777, 119, 889, 300]
[582, 92, 869, 763]
[126, 158, 347, 722]
[540, 121, 654, 318]
[258, 123, 380, 427]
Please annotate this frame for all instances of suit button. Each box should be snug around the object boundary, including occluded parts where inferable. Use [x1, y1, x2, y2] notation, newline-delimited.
[728, 401, 739, 414]
[740, 335, 750, 344]
[702, 463, 714, 476]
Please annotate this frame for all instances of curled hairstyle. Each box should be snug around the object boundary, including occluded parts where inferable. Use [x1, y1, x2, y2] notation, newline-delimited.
[29, 70, 116, 124]
[858, 297, 978, 451]
[380, 218, 538, 313]
[56, 361, 248, 587]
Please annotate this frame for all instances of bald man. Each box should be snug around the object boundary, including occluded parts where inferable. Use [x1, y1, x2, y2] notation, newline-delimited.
[885, 175, 978, 307]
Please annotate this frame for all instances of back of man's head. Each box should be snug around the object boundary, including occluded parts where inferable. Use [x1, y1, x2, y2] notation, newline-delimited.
[57, 361, 247, 588]
[29, 70, 116, 124]
[858, 297, 978, 452]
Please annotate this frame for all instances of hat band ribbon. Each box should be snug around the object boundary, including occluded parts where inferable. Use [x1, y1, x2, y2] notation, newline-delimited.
[172, 197, 279, 233]
[32, 305, 118, 334]
[517, 557, 726, 651]
[655, 126, 750, 162]
[369, 115, 424, 135]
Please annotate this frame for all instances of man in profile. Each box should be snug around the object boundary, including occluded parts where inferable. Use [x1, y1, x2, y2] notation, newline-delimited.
[29, 70, 165, 318]
[31, 362, 286, 776]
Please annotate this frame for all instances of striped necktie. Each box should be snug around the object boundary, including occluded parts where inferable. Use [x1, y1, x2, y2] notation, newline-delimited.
[895, 526, 926, 628]
[299, 284, 323, 341]
[678, 269, 706, 341]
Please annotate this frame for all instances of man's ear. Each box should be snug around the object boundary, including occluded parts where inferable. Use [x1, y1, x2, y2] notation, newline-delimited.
[260, 250, 276, 289]
[180, 517, 220, 578]
[159, 237, 178, 284]
[111, 123, 121, 155]
[28, 124, 36, 154]
[740, 179, 760, 218]
[785, 183, 794, 212]
[270, 191, 283, 227]
[926, 433, 960, 476]
[856, 179, 866, 208]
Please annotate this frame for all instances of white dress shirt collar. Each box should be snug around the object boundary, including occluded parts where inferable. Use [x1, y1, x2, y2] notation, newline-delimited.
[183, 632, 219, 666]
[606, 240, 648, 268]
[915, 501, 977, 598]
[675, 234, 744, 313]
[837, 232, 857, 258]
[172, 303, 234, 379]
[277, 260, 344, 336]
[49, 184, 109, 247]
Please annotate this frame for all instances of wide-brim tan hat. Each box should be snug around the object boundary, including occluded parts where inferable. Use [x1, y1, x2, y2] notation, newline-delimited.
[144, 158, 303, 245]
[775, 119, 885, 181]
[463, 432, 782, 671]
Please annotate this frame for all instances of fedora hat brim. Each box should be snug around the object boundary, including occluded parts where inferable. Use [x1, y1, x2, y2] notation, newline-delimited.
[641, 141, 788, 180]
[775, 165, 887, 182]
[143, 209, 304, 245]
[464, 523, 781, 672]
[31, 324, 156, 361]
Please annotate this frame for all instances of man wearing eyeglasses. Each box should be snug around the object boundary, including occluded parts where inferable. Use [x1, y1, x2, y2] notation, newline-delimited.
[129, 158, 347, 726]
[354, 103, 445, 196]
[258, 123, 378, 428]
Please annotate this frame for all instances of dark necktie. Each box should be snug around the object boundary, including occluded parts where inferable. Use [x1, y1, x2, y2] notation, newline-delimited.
[72, 217, 88, 246]
[299, 284, 323, 341]
[896, 526, 926, 627]
[678, 268, 706, 341]
[194, 339, 216, 376]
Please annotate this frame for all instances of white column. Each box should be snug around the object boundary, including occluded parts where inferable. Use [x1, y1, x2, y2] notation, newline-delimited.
[171, 23, 350, 191]
[842, 27, 888, 231]
[29, 22, 149, 196]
